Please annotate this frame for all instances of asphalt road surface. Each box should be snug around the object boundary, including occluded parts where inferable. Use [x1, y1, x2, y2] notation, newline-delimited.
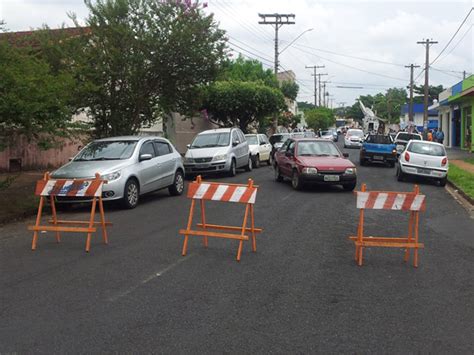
[1, 141, 473, 353]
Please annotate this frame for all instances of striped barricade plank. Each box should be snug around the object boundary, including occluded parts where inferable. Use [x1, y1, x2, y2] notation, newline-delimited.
[35, 179, 104, 197]
[355, 191, 426, 211]
[187, 182, 257, 204]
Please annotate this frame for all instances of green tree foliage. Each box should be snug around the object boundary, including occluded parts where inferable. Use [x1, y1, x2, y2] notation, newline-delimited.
[218, 56, 278, 88]
[297, 101, 316, 111]
[304, 107, 335, 130]
[413, 84, 444, 104]
[201, 81, 286, 133]
[72, 0, 226, 137]
[0, 40, 78, 149]
[280, 80, 299, 101]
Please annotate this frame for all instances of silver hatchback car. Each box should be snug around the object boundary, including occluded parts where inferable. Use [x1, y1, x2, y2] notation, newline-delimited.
[183, 128, 251, 176]
[51, 136, 185, 208]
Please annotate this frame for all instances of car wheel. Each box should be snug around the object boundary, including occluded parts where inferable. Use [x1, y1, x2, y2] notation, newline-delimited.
[343, 182, 356, 191]
[396, 165, 405, 182]
[389, 161, 395, 168]
[291, 170, 303, 190]
[169, 170, 184, 196]
[228, 159, 237, 177]
[269, 154, 273, 166]
[122, 178, 139, 209]
[244, 156, 252, 172]
[274, 164, 283, 182]
[360, 158, 366, 166]
[253, 154, 260, 168]
[439, 176, 447, 187]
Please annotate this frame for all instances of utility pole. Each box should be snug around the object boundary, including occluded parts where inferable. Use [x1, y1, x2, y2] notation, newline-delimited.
[322, 81, 330, 107]
[405, 64, 420, 123]
[417, 39, 437, 132]
[305, 65, 325, 107]
[258, 13, 295, 75]
[316, 73, 328, 106]
[463, 70, 467, 79]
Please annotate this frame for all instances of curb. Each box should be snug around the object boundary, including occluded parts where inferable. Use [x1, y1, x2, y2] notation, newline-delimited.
[446, 179, 474, 206]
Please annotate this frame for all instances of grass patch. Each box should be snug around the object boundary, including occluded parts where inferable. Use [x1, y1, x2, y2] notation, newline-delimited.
[463, 157, 474, 165]
[449, 164, 474, 199]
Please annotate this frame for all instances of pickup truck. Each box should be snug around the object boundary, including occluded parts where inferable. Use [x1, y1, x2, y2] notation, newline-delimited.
[360, 134, 397, 167]
[394, 132, 423, 156]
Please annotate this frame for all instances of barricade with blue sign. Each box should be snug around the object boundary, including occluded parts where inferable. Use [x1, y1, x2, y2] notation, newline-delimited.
[28, 172, 111, 252]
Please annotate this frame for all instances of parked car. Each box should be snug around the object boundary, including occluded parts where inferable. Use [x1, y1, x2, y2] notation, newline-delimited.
[273, 138, 357, 191]
[51, 136, 185, 209]
[344, 129, 365, 148]
[394, 132, 423, 156]
[397, 141, 448, 186]
[269, 133, 291, 159]
[184, 128, 251, 177]
[245, 133, 272, 168]
[360, 134, 397, 167]
[320, 129, 338, 142]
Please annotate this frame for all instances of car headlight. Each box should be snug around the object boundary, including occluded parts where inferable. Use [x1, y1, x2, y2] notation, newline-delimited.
[345, 168, 356, 175]
[101, 170, 121, 181]
[184, 157, 194, 163]
[302, 167, 318, 174]
[213, 154, 227, 161]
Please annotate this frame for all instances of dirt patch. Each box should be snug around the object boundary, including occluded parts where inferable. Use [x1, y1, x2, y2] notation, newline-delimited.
[0, 172, 46, 225]
[451, 160, 474, 174]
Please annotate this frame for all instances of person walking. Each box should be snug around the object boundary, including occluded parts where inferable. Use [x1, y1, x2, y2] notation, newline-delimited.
[427, 130, 433, 141]
[433, 128, 438, 142]
[436, 128, 445, 145]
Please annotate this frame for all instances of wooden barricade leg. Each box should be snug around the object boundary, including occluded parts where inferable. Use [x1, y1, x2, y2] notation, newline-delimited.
[31, 196, 45, 251]
[405, 211, 414, 262]
[50, 196, 61, 243]
[356, 183, 366, 266]
[85, 197, 97, 252]
[98, 196, 108, 245]
[236, 204, 250, 262]
[182, 199, 196, 256]
[200, 200, 208, 248]
[250, 204, 256, 252]
[414, 210, 420, 268]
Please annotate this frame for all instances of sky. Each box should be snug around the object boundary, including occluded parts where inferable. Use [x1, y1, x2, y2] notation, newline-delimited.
[1, 0, 473, 107]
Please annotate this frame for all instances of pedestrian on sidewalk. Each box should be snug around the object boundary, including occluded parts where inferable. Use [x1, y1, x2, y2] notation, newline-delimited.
[436, 129, 445, 145]
[427, 130, 433, 141]
[433, 128, 438, 142]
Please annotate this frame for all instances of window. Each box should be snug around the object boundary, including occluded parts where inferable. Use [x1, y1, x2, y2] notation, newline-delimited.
[154, 141, 172, 156]
[280, 139, 291, 152]
[260, 135, 269, 144]
[366, 135, 392, 144]
[140, 141, 156, 157]
[190, 133, 230, 148]
[407, 142, 446, 156]
[245, 135, 258, 145]
[237, 130, 246, 143]
[232, 130, 240, 144]
[74, 140, 138, 161]
[287, 141, 296, 155]
[297, 141, 340, 156]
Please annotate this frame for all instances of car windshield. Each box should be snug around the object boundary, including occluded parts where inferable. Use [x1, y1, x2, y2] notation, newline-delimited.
[397, 133, 422, 141]
[366, 135, 392, 144]
[297, 141, 340, 157]
[190, 133, 230, 148]
[347, 130, 364, 137]
[270, 134, 290, 144]
[245, 135, 258, 145]
[321, 131, 330, 136]
[74, 140, 137, 161]
[408, 142, 445, 156]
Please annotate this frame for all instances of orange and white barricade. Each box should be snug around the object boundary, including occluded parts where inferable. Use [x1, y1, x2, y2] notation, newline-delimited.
[28, 172, 111, 252]
[349, 184, 426, 267]
[179, 175, 262, 262]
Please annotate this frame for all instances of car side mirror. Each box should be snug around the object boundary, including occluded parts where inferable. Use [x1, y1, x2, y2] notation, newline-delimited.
[68, 157, 73, 161]
[186, 144, 190, 149]
[260, 141, 266, 145]
[139, 153, 153, 162]
[232, 140, 239, 147]
[343, 153, 349, 158]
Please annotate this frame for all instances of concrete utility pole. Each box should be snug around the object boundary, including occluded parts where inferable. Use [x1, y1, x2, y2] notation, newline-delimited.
[322, 81, 330, 107]
[316, 73, 328, 106]
[463, 70, 467, 79]
[417, 39, 437, 131]
[405, 64, 420, 123]
[258, 13, 295, 75]
[305, 65, 325, 107]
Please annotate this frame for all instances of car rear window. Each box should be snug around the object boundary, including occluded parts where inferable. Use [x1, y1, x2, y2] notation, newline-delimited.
[269, 134, 290, 144]
[407, 142, 445, 156]
[396, 133, 422, 141]
[366, 135, 392, 144]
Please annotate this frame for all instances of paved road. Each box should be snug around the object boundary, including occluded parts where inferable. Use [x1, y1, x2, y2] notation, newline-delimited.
[1, 141, 473, 353]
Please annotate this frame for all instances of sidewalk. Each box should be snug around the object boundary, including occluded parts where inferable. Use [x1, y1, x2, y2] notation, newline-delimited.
[446, 147, 473, 160]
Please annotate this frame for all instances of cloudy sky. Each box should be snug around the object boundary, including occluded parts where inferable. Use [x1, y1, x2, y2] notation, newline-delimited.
[1, 0, 472, 106]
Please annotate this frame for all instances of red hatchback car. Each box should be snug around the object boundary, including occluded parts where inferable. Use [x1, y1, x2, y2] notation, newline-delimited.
[274, 138, 357, 190]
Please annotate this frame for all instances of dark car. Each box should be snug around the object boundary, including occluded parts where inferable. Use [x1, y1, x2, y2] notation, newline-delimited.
[269, 133, 291, 161]
[360, 134, 397, 167]
[273, 138, 357, 190]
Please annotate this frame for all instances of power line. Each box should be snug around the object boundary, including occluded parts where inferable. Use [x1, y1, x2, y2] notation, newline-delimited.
[227, 41, 274, 64]
[437, 24, 473, 64]
[227, 37, 274, 62]
[430, 7, 473, 66]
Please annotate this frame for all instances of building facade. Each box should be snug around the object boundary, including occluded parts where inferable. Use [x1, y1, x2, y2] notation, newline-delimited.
[399, 103, 439, 132]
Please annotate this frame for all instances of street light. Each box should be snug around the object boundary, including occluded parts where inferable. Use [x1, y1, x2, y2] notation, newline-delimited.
[279, 28, 313, 54]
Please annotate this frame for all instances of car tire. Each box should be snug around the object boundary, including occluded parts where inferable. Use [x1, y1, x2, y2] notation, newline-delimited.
[244, 156, 252, 172]
[439, 177, 447, 187]
[228, 159, 237, 177]
[396, 165, 405, 182]
[274, 164, 283, 182]
[168, 170, 185, 196]
[291, 170, 303, 190]
[253, 154, 260, 169]
[360, 158, 366, 166]
[269, 154, 273, 166]
[389, 161, 395, 168]
[343, 182, 356, 191]
[122, 178, 139, 209]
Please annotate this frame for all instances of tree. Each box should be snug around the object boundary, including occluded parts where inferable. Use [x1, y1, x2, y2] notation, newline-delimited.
[304, 107, 335, 131]
[72, 0, 226, 137]
[413, 84, 444, 103]
[280, 80, 299, 101]
[201, 81, 286, 133]
[218, 56, 278, 88]
[297, 101, 316, 111]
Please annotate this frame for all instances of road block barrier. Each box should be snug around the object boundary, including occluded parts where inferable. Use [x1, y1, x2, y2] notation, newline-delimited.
[28, 172, 111, 252]
[349, 183, 426, 267]
[179, 175, 262, 261]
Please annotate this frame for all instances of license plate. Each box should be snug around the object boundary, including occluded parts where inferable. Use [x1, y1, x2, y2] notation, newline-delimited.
[417, 168, 431, 175]
[373, 155, 384, 160]
[323, 175, 340, 182]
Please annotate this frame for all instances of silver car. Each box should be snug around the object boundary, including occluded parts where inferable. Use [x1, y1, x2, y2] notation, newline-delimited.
[51, 136, 185, 208]
[183, 128, 251, 176]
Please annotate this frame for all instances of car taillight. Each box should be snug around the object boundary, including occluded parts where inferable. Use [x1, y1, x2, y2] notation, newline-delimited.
[404, 152, 410, 162]
[441, 157, 447, 166]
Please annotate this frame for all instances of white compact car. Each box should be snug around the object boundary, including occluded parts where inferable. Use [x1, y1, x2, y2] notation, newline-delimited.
[344, 129, 365, 148]
[397, 141, 448, 186]
[245, 134, 272, 168]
